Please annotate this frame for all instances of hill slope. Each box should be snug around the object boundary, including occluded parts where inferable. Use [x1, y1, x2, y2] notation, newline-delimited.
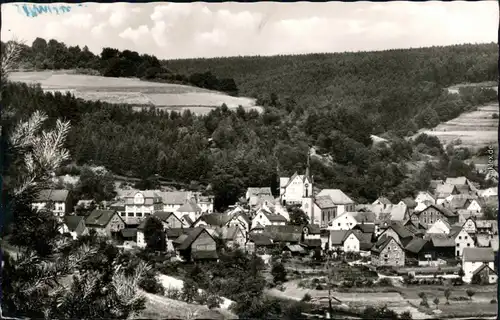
[9, 70, 262, 115]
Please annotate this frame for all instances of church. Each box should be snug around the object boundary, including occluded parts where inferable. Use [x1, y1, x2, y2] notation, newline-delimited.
[279, 151, 318, 225]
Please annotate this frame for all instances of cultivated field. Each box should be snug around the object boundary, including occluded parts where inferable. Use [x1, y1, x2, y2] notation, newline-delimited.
[9, 71, 263, 115]
[413, 104, 499, 152]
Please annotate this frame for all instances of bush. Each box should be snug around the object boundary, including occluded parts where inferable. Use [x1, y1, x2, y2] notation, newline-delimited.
[450, 296, 469, 301]
[492, 113, 498, 119]
[165, 288, 182, 300]
[301, 293, 312, 302]
[490, 299, 497, 304]
[377, 278, 393, 287]
[420, 299, 429, 308]
[315, 284, 324, 290]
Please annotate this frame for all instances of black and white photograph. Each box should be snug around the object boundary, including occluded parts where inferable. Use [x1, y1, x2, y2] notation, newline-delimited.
[1, 1, 499, 319]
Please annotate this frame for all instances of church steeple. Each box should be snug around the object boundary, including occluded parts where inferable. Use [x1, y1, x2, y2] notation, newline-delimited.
[305, 146, 311, 180]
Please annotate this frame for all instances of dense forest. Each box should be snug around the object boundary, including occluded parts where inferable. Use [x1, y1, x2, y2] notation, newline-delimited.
[3, 38, 239, 95]
[166, 43, 498, 134]
[3, 40, 498, 209]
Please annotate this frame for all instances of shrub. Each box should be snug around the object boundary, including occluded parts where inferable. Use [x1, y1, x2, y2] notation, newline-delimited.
[316, 284, 324, 290]
[450, 296, 469, 301]
[490, 299, 497, 304]
[165, 288, 182, 300]
[492, 113, 499, 119]
[466, 289, 475, 300]
[301, 293, 312, 302]
[377, 278, 392, 287]
[420, 299, 429, 308]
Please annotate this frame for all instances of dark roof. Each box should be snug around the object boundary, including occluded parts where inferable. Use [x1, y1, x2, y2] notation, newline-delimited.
[386, 222, 413, 239]
[177, 200, 202, 213]
[371, 236, 399, 254]
[418, 204, 456, 218]
[350, 211, 377, 223]
[405, 238, 428, 254]
[305, 224, 321, 235]
[329, 230, 358, 245]
[194, 212, 233, 227]
[284, 244, 306, 253]
[85, 210, 120, 227]
[177, 227, 215, 251]
[249, 233, 273, 246]
[166, 228, 187, 239]
[36, 189, 70, 202]
[446, 177, 468, 185]
[263, 212, 288, 223]
[120, 228, 137, 238]
[401, 198, 417, 208]
[375, 197, 392, 205]
[462, 248, 495, 262]
[352, 224, 375, 233]
[64, 215, 84, 232]
[181, 215, 194, 226]
[247, 187, 273, 197]
[158, 191, 191, 205]
[315, 196, 336, 209]
[263, 225, 303, 243]
[302, 238, 322, 248]
[153, 211, 176, 221]
[456, 184, 471, 194]
[191, 250, 219, 260]
[472, 264, 497, 276]
[429, 234, 455, 247]
[214, 226, 242, 240]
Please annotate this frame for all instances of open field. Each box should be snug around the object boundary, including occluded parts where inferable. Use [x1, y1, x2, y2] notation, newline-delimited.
[267, 277, 498, 319]
[413, 104, 498, 151]
[9, 71, 263, 115]
[447, 81, 498, 94]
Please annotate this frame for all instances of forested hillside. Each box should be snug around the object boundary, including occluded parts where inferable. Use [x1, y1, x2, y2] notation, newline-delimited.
[166, 43, 498, 134]
[2, 38, 239, 95]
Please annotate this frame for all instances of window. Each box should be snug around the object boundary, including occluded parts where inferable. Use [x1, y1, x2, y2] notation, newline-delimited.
[384, 254, 388, 258]
[128, 212, 133, 217]
[467, 243, 470, 247]
[456, 243, 460, 247]
[137, 212, 143, 217]
[459, 236, 462, 240]
[121, 212, 125, 217]
[338, 223, 341, 227]
[464, 236, 468, 240]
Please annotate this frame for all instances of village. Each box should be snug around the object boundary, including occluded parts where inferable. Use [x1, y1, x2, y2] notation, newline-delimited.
[34, 155, 499, 289]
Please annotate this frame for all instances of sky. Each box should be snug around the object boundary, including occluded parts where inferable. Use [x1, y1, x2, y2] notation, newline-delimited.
[2, 1, 498, 59]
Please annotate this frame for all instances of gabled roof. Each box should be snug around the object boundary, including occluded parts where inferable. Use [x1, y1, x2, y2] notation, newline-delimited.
[251, 194, 275, 207]
[435, 184, 457, 197]
[35, 189, 70, 202]
[181, 215, 194, 226]
[429, 234, 455, 247]
[177, 200, 202, 213]
[263, 212, 288, 223]
[120, 228, 137, 238]
[305, 224, 321, 235]
[85, 210, 121, 227]
[405, 238, 429, 254]
[317, 189, 355, 205]
[264, 225, 303, 243]
[247, 187, 273, 197]
[177, 227, 215, 251]
[350, 211, 377, 223]
[475, 234, 491, 247]
[445, 177, 468, 186]
[157, 191, 191, 205]
[329, 230, 360, 245]
[249, 233, 273, 246]
[445, 197, 469, 210]
[371, 236, 400, 254]
[153, 211, 180, 222]
[352, 224, 375, 233]
[315, 196, 336, 209]
[418, 204, 456, 218]
[385, 222, 413, 239]
[284, 244, 306, 253]
[124, 190, 163, 199]
[389, 205, 407, 221]
[462, 247, 495, 262]
[430, 180, 444, 189]
[63, 215, 85, 232]
[472, 263, 497, 276]
[193, 212, 233, 227]
[302, 238, 322, 248]
[374, 197, 392, 205]
[214, 226, 242, 241]
[456, 184, 472, 194]
[401, 198, 418, 208]
[166, 228, 187, 239]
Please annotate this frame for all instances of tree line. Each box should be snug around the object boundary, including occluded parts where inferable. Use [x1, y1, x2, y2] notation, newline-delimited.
[2, 38, 239, 95]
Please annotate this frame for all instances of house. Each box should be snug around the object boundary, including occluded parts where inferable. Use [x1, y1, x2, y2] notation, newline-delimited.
[399, 198, 418, 211]
[414, 200, 434, 213]
[415, 191, 436, 205]
[314, 195, 337, 227]
[166, 228, 189, 252]
[263, 225, 303, 245]
[371, 236, 405, 267]
[435, 184, 459, 202]
[176, 227, 219, 262]
[157, 191, 192, 214]
[176, 200, 203, 222]
[471, 264, 498, 284]
[224, 211, 251, 235]
[194, 194, 214, 214]
[316, 189, 356, 214]
[246, 187, 274, 207]
[153, 211, 184, 229]
[181, 215, 194, 228]
[60, 215, 88, 239]
[124, 190, 163, 225]
[429, 179, 444, 191]
[426, 234, 456, 259]
[251, 209, 287, 229]
[410, 204, 458, 226]
[452, 228, 475, 257]
[283, 244, 307, 256]
[389, 203, 409, 221]
[326, 230, 361, 252]
[327, 212, 358, 230]
[479, 187, 498, 198]
[405, 238, 436, 266]
[32, 189, 73, 217]
[462, 218, 477, 234]
[280, 171, 313, 205]
[247, 233, 274, 253]
[302, 224, 322, 249]
[475, 220, 498, 235]
[457, 210, 482, 223]
[108, 200, 126, 218]
[462, 247, 495, 283]
[75, 199, 96, 212]
[191, 212, 234, 229]
[466, 199, 485, 213]
[426, 219, 451, 235]
[373, 197, 392, 207]
[377, 222, 414, 247]
[85, 209, 125, 238]
[120, 228, 138, 243]
[214, 226, 246, 249]
[445, 177, 476, 189]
